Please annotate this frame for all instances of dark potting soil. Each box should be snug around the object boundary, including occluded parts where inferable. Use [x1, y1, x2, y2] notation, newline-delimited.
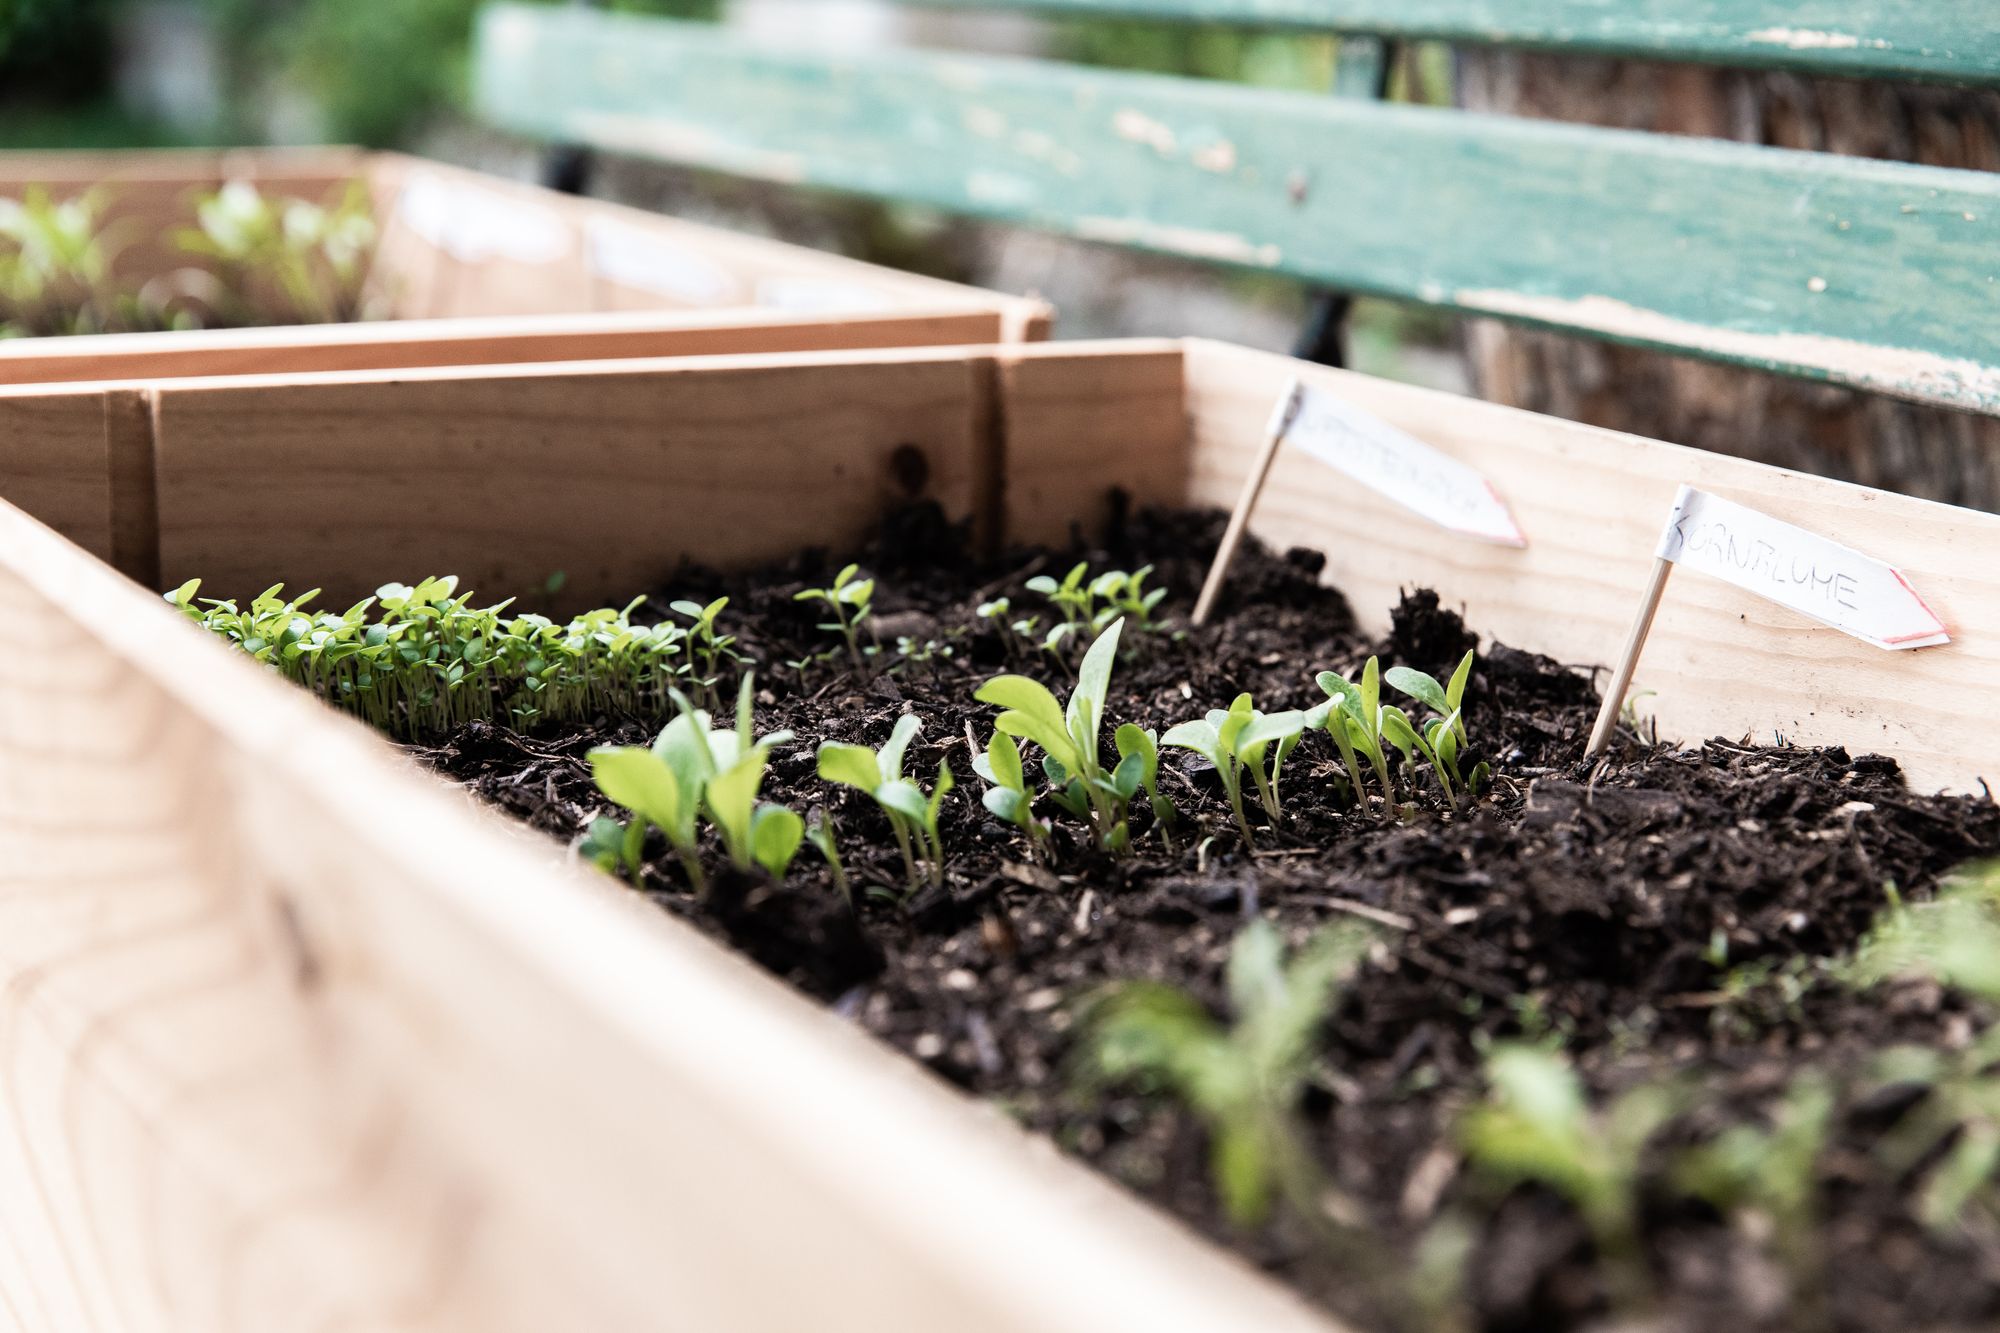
[411, 506, 2000, 1333]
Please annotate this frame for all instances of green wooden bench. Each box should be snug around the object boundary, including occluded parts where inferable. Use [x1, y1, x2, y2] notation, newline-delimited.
[472, 1, 2000, 413]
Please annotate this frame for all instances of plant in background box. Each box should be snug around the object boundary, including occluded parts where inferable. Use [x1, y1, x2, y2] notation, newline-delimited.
[817, 714, 954, 891]
[175, 178, 378, 326]
[0, 185, 154, 337]
[795, 563, 875, 673]
[974, 619, 1143, 852]
[1161, 694, 1307, 849]
[1079, 918, 1378, 1228]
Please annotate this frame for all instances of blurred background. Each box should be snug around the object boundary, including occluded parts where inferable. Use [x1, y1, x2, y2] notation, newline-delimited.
[3, 0, 1996, 505]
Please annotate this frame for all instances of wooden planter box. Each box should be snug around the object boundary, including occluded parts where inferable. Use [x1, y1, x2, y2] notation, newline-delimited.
[0, 148, 1049, 385]
[2, 340, 1996, 1333]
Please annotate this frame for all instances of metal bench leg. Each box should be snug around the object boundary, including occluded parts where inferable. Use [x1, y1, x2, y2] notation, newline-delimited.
[539, 0, 606, 195]
[1293, 36, 1394, 368]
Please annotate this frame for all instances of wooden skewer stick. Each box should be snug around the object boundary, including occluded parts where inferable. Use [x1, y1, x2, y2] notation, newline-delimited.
[1586, 555, 1675, 758]
[1193, 378, 1307, 627]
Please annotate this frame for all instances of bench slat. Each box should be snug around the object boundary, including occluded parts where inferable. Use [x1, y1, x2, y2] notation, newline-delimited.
[476, 6, 2000, 415]
[899, 0, 2000, 87]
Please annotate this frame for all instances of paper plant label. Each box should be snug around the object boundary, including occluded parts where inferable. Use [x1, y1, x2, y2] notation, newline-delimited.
[1655, 484, 1949, 650]
[1279, 381, 1527, 547]
[585, 218, 742, 306]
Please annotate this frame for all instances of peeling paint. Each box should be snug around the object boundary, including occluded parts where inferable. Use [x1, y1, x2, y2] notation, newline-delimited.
[1077, 216, 1280, 268]
[965, 170, 1036, 208]
[963, 106, 1007, 140]
[1744, 27, 1887, 52]
[1456, 288, 2000, 413]
[1113, 109, 1179, 157]
[1192, 141, 1238, 175]
[1012, 129, 1083, 177]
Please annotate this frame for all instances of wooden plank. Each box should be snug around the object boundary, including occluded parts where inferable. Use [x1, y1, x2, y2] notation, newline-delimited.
[364, 154, 1052, 336]
[1182, 337, 2000, 794]
[897, 1, 2000, 87]
[145, 349, 1005, 611]
[998, 340, 1187, 546]
[0, 307, 1006, 384]
[0, 494, 1342, 1333]
[0, 388, 120, 564]
[474, 5, 2000, 414]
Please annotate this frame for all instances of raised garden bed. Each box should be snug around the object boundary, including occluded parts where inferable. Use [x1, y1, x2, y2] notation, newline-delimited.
[0, 148, 1047, 384]
[3, 340, 1998, 1331]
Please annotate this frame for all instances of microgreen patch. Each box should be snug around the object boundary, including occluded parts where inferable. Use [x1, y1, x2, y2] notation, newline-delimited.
[171, 576, 731, 739]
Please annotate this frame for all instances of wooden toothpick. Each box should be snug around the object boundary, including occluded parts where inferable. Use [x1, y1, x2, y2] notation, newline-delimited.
[1586, 556, 1675, 758]
[1193, 378, 1307, 627]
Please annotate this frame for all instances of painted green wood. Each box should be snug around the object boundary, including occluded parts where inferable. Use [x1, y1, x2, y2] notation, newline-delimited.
[474, 5, 2000, 413]
[900, 1, 2000, 87]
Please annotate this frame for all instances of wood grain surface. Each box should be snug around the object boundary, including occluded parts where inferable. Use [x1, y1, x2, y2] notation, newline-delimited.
[0, 492, 1342, 1333]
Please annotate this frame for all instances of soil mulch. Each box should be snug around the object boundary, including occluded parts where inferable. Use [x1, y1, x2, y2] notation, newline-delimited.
[411, 505, 2000, 1333]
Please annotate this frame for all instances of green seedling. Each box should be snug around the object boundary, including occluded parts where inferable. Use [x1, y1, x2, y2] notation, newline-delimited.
[1079, 919, 1377, 1228]
[1307, 657, 1402, 817]
[1385, 650, 1489, 803]
[690, 676, 804, 880]
[1115, 722, 1177, 851]
[1671, 1073, 1833, 1310]
[1027, 562, 1169, 655]
[975, 597, 1040, 660]
[1865, 1040, 2000, 1236]
[1161, 694, 1307, 849]
[795, 563, 875, 672]
[974, 619, 1142, 852]
[670, 595, 739, 708]
[579, 813, 644, 884]
[971, 727, 1050, 852]
[1848, 865, 2000, 1235]
[805, 807, 850, 906]
[588, 676, 802, 896]
[1459, 1044, 1679, 1309]
[1849, 867, 2000, 1003]
[817, 714, 954, 891]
